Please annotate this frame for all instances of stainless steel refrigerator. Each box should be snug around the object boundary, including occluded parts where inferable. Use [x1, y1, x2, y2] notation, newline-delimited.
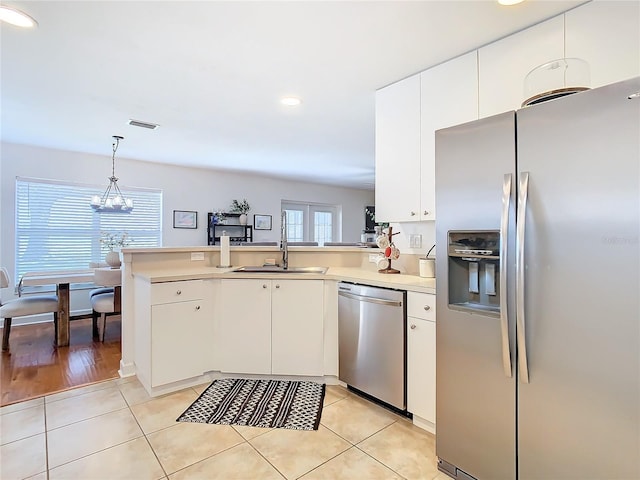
[434, 76, 640, 480]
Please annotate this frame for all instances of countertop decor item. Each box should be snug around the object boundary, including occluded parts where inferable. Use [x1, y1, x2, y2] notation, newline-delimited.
[100, 231, 131, 268]
[377, 226, 401, 274]
[219, 231, 231, 267]
[90, 136, 134, 213]
[177, 378, 325, 430]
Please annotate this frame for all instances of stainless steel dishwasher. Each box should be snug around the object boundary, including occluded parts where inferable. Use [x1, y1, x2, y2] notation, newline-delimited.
[338, 282, 406, 410]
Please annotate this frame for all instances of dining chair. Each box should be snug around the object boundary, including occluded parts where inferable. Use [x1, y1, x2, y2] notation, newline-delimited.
[91, 268, 121, 342]
[1, 267, 59, 352]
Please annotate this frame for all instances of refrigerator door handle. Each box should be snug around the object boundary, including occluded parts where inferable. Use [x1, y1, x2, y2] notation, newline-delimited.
[500, 173, 513, 378]
[516, 171, 530, 383]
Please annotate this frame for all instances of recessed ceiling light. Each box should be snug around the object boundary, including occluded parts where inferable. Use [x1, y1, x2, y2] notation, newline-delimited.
[498, 0, 524, 5]
[0, 5, 38, 28]
[281, 97, 302, 107]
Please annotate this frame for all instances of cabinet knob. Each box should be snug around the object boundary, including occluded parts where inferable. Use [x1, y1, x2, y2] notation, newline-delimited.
[176, 290, 182, 295]
[423, 210, 430, 216]
[410, 211, 416, 216]
[195, 305, 200, 311]
[410, 324, 416, 330]
[275, 284, 280, 289]
[424, 305, 431, 311]
[262, 284, 267, 289]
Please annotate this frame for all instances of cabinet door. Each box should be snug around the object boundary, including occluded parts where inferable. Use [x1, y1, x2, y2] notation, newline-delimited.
[375, 74, 421, 222]
[151, 300, 207, 387]
[565, 1, 640, 89]
[420, 51, 478, 221]
[271, 280, 324, 376]
[407, 316, 436, 424]
[219, 279, 272, 374]
[479, 15, 564, 118]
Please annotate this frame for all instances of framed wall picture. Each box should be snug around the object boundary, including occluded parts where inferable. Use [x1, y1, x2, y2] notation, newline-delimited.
[173, 210, 197, 229]
[254, 214, 272, 230]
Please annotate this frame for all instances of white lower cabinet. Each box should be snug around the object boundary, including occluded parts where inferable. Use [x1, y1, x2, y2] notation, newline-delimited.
[219, 279, 324, 376]
[272, 279, 324, 376]
[134, 278, 212, 393]
[151, 299, 207, 386]
[219, 279, 272, 374]
[407, 291, 436, 432]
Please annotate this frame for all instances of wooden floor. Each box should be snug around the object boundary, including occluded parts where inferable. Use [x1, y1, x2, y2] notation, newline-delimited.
[0, 316, 121, 407]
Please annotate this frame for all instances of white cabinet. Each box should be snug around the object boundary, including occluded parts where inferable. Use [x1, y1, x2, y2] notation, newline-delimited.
[407, 291, 436, 433]
[479, 15, 565, 118]
[218, 279, 324, 376]
[375, 73, 421, 223]
[272, 280, 324, 376]
[219, 279, 272, 375]
[420, 52, 478, 221]
[151, 300, 207, 386]
[134, 278, 212, 392]
[565, 1, 640, 89]
[376, 57, 478, 223]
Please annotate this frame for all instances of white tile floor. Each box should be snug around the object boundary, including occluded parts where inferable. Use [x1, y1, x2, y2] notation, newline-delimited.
[0, 377, 449, 480]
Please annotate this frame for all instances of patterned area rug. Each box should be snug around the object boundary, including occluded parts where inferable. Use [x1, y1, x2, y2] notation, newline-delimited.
[177, 378, 326, 430]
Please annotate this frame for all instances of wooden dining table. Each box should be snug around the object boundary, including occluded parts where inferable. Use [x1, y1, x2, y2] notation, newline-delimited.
[20, 270, 96, 347]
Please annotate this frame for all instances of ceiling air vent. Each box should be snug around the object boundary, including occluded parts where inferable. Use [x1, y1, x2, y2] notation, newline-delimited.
[128, 119, 159, 130]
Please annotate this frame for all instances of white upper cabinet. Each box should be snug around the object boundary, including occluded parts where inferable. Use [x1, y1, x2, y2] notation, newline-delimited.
[375, 73, 421, 223]
[565, 1, 640, 89]
[479, 15, 565, 118]
[420, 51, 478, 221]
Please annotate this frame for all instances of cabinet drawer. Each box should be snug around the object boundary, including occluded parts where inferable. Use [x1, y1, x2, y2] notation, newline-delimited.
[151, 280, 204, 305]
[407, 291, 436, 321]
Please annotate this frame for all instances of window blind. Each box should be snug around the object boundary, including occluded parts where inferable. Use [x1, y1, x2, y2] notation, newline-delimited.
[15, 177, 162, 279]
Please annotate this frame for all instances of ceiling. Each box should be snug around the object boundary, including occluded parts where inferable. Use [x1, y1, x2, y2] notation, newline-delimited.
[1, 0, 586, 190]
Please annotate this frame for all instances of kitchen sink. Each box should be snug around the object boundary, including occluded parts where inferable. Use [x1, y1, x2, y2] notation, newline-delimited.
[231, 266, 327, 274]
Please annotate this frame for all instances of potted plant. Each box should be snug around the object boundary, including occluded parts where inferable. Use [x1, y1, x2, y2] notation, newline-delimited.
[212, 209, 227, 225]
[230, 199, 251, 225]
[100, 231, 132, 268]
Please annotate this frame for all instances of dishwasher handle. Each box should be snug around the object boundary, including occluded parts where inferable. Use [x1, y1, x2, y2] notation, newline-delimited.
[338, 290, 403, 307]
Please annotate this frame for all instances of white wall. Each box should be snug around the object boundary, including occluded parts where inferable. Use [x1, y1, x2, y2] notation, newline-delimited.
[0, 142, 374, 278]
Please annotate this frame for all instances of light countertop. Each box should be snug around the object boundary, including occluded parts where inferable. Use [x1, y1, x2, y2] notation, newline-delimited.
[133, 266, 436, 294]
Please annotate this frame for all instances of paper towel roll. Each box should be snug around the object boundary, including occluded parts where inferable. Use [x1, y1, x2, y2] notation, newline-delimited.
[220, 233, 231, 267]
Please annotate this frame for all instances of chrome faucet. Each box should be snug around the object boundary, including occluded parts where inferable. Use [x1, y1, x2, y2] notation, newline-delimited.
[280, 210, 288, 270]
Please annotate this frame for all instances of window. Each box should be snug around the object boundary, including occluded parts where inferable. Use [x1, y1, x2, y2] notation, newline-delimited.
[281, 201, 339, 245]
[15, 177, 162, 279]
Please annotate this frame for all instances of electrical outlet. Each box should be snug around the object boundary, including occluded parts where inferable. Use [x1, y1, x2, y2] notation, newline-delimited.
[409, 234, 422, 249]
[369, 253, 380, 263]
[190, 252, 205, 261]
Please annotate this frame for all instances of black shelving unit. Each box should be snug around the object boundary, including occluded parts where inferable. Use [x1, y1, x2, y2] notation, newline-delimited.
[207, 212, 253, 245]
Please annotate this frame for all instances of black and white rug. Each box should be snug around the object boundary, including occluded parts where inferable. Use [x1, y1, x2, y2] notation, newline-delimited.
[177, 378, 326, 430]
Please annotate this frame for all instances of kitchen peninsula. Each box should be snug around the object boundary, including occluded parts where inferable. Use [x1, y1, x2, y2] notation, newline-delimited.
[121, 245, 437, 432]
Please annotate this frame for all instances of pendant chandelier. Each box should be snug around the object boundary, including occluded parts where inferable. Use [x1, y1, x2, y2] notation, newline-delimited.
[90, 135, 133, 213]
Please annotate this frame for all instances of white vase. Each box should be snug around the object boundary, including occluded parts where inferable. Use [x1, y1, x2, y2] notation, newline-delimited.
[239, 214, 248, 225]
[105, 250, 121, 268]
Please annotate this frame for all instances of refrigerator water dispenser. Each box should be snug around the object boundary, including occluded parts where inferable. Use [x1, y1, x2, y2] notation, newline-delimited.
[447, 230, 500, 316]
